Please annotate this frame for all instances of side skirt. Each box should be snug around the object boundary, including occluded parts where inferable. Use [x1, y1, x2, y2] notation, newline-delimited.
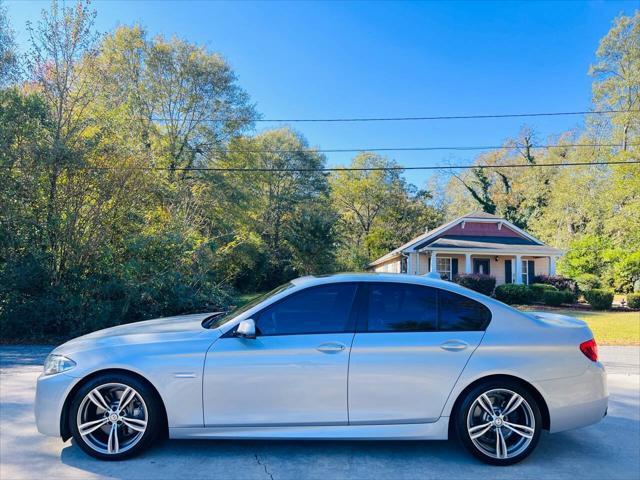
[170, 417, 450, 440]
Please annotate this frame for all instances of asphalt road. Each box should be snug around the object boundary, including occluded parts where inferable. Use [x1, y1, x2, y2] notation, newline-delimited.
[1, 345, 638, 480]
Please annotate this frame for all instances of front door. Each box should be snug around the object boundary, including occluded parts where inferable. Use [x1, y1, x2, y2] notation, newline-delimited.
[505, 259, 513, 284]
[473, 258, 490, 275]
[348, 282, 489, 424]
[203, 283, 359, 426]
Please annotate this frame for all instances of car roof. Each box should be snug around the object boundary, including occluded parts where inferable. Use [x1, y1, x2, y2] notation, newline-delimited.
[291, 272, 452, 289]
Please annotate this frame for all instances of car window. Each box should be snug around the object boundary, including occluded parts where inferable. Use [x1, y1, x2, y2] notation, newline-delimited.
[438, 289, 491, 331]
[364, 282, 491, 332]
[205, 282, 294, 329]
[366, 283, 438, 332]
[255, 283, 358, 336]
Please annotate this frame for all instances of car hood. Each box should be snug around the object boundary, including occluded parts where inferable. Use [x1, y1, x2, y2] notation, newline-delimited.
[53, 313, 220, 355]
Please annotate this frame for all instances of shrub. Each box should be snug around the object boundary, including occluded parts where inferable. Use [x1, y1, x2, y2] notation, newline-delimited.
[626, 293, 640, 309]
[575, 273, 601, 292]
[542, 289, 575, 306]
[529, 283, 558, 302]
[495, 284, 531, 305]
[453, 274, 496, 296]
[542, 290, 566, 306]
[561, 289, 578, 304]
[534, 274, 578, 294]
[583, 289, 614, 310]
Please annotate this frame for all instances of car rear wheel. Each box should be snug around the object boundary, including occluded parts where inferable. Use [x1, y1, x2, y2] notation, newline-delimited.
[69, 373, 163, 460]
[455, 380, 542, 465]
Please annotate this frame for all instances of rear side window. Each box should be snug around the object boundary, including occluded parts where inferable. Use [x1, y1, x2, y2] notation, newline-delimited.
[255, 283, 358, 336]
[364, 283, 491, 332]
[438, 290, 491, 331]
[367, 283, 437, 332]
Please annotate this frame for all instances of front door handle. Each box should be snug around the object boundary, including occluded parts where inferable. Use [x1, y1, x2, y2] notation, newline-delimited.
[316, 343, 346, 353]
[440, 340, 469, 352]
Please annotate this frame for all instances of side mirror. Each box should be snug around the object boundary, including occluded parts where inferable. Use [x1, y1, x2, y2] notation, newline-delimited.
[236, 319, 256, 339]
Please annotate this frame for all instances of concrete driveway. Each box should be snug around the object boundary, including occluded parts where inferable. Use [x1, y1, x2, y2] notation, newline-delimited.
[1, 345, 638, 480]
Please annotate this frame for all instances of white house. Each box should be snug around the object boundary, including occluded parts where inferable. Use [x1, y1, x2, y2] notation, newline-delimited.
[368, 211, 563, 285]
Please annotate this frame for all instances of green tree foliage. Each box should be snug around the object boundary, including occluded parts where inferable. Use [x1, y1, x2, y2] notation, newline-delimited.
[0, 2, 256, 340]
[211, 128, 336, 290]
[330, 153, 443, 270]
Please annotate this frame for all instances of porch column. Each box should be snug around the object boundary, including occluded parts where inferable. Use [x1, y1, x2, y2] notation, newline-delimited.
[465, 253, 472, 274]
[430, 251, 437, 273]
[549, 256, 556, 276]
[514, 254, 523, 284]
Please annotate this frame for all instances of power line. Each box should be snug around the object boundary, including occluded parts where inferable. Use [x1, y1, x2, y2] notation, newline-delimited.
[212, 143, 631, 154]
[149, 109, 640, 123]
[3, 160, 638, 173]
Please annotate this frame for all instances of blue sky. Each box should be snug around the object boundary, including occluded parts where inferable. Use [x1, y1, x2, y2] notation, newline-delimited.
[5, 0, 637, 186]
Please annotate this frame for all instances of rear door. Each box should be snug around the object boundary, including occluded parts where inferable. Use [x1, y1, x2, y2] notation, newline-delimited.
[348, 282, 490, 424]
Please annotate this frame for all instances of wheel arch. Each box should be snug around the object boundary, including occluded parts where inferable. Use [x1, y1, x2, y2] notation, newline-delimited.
[448, 374, 551, 435]
[60, 368, 169, 441]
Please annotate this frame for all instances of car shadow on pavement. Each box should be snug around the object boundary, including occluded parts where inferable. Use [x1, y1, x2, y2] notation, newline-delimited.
[57, 415, 639, 480]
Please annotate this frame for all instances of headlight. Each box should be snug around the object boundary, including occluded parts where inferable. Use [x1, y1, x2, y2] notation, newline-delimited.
[43, 354, 76, 376]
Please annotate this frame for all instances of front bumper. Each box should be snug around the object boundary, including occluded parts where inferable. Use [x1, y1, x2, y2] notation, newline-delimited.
[535, 361, 608, 433]
[34, 372, 79, 437]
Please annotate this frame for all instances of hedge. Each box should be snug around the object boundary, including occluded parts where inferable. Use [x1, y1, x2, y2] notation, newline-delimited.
[495, 284, 531, 305]
[543, 289, 575, 306]
[583, 289, 614, 310]
[453, 274, 496, 296]
[529, 283, 557, 302]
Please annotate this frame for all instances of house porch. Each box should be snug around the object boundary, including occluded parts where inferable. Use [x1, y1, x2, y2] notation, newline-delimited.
[406, 251, 557, 285]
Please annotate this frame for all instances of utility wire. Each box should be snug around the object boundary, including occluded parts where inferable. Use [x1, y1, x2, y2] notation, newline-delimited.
[149, 109, 640, 123]
[209, 143, 631, 154]
[3, 160, 638, 173]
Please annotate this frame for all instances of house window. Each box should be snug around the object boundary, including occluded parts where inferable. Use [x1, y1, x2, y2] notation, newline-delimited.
[436, 257, 452, 280]
[522, 260, 528, 285]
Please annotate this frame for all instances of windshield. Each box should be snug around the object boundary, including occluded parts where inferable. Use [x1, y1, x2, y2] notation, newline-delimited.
[204, 282, 294, 329]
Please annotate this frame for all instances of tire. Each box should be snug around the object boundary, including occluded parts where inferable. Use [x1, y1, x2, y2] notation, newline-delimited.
[454, 379, 542, 466]
[69, 372, 163, 460]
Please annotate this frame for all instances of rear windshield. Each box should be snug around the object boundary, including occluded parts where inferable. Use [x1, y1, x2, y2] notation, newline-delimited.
[203, 282, 294, 329]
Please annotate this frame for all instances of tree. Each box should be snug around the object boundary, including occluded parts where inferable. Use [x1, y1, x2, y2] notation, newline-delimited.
[0, 0, 19, 86]
[330, 153, 443, 269]
[589, 12, 640, 150]
[92, 25, 256, 178]
[213, 128, 336, 289]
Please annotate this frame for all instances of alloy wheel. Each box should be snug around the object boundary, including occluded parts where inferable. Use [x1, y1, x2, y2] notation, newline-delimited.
[76, 382, 148, 455]
[466, 388, 536, 460]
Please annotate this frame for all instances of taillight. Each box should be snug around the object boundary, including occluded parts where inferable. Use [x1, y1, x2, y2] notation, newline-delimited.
[580, 338, 598, 362]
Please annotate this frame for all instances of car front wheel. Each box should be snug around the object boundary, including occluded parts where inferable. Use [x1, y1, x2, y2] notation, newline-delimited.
[69, 373, 163, 460]
[456, 380, 542, 465]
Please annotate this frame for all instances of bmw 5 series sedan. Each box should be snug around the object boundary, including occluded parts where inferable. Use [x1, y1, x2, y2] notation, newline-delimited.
[35, 273, 607, 465]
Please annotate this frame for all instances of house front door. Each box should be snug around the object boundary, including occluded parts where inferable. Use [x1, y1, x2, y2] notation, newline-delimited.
[504, 259, 513, 283]
[473, 258, 490, 275]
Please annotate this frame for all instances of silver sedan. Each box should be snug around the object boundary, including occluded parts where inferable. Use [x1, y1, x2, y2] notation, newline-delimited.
[35, 273, 607, 465]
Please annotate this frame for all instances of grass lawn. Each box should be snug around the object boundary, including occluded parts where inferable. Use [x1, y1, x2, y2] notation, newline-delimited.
[519, 306, 640, 346]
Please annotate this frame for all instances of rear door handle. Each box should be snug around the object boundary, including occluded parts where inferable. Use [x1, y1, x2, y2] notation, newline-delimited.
[440, 340, 469, 352]
[316, 343, 346, 353]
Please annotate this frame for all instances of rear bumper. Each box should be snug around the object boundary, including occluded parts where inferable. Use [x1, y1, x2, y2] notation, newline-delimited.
[35, 372, 78, 437]
[535, 361, 608, 433]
